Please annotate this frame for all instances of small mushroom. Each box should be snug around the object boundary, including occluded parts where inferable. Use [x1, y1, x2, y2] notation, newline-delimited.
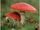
[4, 12, 25, 29]
[5, 12, 21, 21]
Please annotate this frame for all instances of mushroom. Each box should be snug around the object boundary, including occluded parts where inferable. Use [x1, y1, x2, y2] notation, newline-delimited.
[4, 12, 25, 29]
[10, 2, 37, 24]
[5, 12, 21, 21]
[5, 12, 25, 24]
[10, 2, 37, 13]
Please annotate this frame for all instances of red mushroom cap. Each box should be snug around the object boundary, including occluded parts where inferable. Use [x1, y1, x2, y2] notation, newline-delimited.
[5, 12, 21, 21]
[10, 2, 37, 13]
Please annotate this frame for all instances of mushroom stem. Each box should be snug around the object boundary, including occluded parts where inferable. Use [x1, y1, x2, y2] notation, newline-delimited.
[20, 12, 25, 25]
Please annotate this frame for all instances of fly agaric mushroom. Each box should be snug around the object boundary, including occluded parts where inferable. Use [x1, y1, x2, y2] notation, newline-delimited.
[10, 2, 37, 13]
[5, 12, 21, 21]
[3, 12, 25, 30]
[10, 2, 37, 24]
[5, 12, 25, 24]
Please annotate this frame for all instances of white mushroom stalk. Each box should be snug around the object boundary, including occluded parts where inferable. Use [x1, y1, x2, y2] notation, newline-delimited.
[20, 13, 25, 25]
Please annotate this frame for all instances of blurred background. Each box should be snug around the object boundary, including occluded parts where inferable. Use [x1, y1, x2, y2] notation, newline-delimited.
[0, 0, 39, 30]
